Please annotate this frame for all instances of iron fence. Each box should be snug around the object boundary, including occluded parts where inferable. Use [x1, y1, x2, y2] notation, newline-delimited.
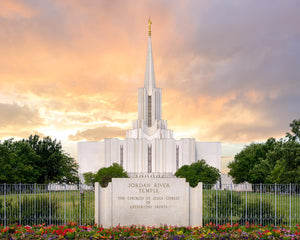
[203, 183, 300, 227]
[0, 183, 94, 226]
[1, 183, 300, 227]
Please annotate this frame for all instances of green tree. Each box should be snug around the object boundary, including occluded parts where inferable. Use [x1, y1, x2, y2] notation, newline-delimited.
[175, 160, 220, 187]
[94, 163, 128, 187]
[228, 119, 300, 184]
[268, 140, 300, 183]
[0, 135, 79, 184]
[0, 139, 41, 183]
[26, 135, 79, 184]
[83, 172, 95, 185]
[286, 119, 300, 142]
[228, 138, 277, 184]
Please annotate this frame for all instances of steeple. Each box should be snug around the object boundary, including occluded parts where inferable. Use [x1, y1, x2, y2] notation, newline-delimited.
[144, 18, 156, 95]
[126, 19, 174, 140]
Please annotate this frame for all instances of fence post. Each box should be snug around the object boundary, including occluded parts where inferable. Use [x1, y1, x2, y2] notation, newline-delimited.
[95, 182, 99, 225]
[230, 183, 232, 226]
[290, 183, 292, 228]
[64, 184, 67, 224]
[79, 183, 82, 226]
[19, 183, 21, 225]
[260, 183, 262, 225]
[216, 184, 218, 225]
[49, 184, 51, 225]
[79, 183, 83, 225]
[34, 183, 37, 226]
[275, 183, 276, 227]
[4, 183, 6, 227]
[245, 183, 247, 224]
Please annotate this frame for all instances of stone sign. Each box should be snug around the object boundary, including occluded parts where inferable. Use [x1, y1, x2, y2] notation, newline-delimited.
[95, 178, 202, 227]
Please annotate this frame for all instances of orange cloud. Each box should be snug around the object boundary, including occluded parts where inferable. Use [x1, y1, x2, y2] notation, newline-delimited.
[69, 126, 127, 141]
[0, 103, 43, 127]
[0, 0, 37, 19]
[0, 0, 299, 167]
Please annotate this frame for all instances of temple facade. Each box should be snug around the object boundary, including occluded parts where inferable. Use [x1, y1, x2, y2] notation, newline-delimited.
[78, 21, 221, 175]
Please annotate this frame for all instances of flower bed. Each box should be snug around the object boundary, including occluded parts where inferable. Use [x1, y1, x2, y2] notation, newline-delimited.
[1, 222, 300, 239]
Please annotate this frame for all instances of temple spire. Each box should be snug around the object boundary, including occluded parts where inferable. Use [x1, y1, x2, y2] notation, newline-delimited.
[144, 18, 155, 95]
[148, 18, 152, 36]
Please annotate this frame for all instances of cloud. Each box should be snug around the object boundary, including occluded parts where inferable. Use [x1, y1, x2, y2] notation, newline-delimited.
[0, 0, 37, 19]
[158, 2, 300, 102]
[102, 116, 128, 124]
[0, 131, 46, 140]
[211, 122, 278, 143]
[0, 0, 299, 160]
[0, 103, 43, 127]
[157, 1, 300, 142]
[0, 103, 44, 138]
[68, 126, 127, 141]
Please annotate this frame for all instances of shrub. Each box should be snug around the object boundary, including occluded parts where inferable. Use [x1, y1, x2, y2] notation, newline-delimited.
[176, 160, 220, 187]
[94, 163, 128, 187]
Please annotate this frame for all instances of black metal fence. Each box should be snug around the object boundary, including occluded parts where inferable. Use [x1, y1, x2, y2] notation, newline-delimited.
[203, 183, 300, 227]
[0, 183, 94, 226]
[1, 183, 300, 227]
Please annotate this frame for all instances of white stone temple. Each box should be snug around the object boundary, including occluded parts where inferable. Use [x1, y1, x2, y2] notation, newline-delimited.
[78, 20, 221, 175]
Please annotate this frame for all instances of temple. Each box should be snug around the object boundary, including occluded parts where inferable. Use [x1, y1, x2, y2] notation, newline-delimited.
[78, 20, 221, 175]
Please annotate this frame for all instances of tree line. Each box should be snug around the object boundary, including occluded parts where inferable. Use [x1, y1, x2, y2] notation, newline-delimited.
[0, 134, 220, 187]
[3, 119, 298, 185]
[0, 135, 79, 184]
[228, 119, 300, 184]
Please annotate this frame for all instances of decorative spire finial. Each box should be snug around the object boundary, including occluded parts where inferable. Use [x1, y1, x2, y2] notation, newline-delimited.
[148, 18, 152, 36]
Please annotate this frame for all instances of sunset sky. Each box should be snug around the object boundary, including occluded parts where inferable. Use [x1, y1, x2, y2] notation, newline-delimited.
[1, 0, 300, 172]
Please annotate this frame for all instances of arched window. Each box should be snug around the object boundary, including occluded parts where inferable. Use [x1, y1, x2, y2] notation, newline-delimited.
[176, 145, 179, 170]
[120, 145, 124, 167]
[148, 96, 152, 127]
[148, 144, 152, 173]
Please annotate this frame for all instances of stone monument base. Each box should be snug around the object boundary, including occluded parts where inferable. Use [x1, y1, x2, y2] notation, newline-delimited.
[95, 178, 202, 227]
